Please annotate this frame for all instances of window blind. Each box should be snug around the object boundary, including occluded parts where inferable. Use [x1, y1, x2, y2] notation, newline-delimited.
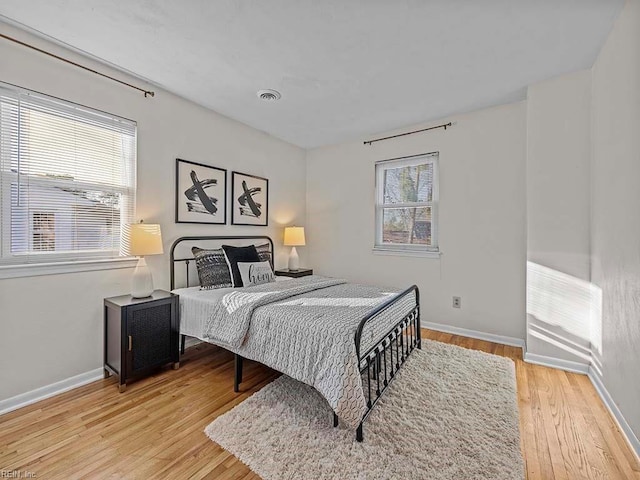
[0, 84, 136, 265]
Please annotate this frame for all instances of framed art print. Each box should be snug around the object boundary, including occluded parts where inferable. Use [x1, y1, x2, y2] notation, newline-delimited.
[175, 158, 227, 224]
[231, 171, 269, 226]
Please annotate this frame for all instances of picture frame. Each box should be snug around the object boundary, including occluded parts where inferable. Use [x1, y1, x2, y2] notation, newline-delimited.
[175, 158, 227, 224]
[231, 171, 269, 226]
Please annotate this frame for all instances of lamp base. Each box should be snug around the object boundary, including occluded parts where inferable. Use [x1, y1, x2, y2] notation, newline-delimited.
[288, 246, 300, 271]
[131, 257, 154, 298]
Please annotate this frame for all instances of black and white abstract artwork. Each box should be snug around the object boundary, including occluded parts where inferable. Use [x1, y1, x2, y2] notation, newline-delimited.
[176, 158, 227, 224]
[231, 171, 268, 226]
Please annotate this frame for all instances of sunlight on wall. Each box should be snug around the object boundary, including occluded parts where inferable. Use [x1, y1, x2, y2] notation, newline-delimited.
[527, 261, 602, 363]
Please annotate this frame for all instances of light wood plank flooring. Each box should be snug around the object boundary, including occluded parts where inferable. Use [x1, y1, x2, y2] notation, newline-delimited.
[0, 330, 638, 479]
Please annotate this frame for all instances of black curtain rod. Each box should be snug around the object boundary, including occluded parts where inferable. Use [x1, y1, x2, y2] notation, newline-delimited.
[0, 32, 155, 98]
[364, 122, 453, 145]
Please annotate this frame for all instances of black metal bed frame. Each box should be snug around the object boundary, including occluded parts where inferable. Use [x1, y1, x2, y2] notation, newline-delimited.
[169, 235, 420, 442]
[352, 284, 421, 441]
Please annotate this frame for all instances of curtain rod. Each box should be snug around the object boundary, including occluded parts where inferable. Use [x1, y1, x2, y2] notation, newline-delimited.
[0, 32, 155, 98]
[364, 122, 453, 145]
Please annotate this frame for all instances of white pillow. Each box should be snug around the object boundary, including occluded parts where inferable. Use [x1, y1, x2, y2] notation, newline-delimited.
[237, 261, 275, 287]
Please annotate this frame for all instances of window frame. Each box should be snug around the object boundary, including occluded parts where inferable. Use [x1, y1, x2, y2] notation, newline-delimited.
[0, 82, 137, 277]
[374, 152, 440, 257]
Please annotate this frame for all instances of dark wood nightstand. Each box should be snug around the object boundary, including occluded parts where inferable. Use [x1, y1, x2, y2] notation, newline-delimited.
[104, 290, 180, 392]
[274, 268, 313, 278]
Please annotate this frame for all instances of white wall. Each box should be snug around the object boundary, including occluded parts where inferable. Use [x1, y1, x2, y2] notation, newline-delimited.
[306, 102, 527, 340]
[0, 23, 306, 402]
[525, 70, 593, 365]
[591, 0, 640, 442]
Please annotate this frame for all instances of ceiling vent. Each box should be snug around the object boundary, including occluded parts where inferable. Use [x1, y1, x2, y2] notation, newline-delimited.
[257, 89, 281, 101]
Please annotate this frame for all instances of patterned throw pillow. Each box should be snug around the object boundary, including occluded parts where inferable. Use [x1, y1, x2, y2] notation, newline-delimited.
[256, 243, 272, 266]
[237, 261, 275, 287]
[191, 247, 233, 290]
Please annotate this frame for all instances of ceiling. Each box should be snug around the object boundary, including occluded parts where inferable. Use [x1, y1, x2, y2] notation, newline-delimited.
[0, 1, 623, 148]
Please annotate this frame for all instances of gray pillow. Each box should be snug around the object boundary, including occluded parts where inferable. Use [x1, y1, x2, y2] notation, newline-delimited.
[256, 243, 272, 266]
[191, 247, 233, 290]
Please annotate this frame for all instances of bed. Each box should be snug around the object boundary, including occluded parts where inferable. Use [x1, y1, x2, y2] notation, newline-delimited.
[170, 235, 421, 442]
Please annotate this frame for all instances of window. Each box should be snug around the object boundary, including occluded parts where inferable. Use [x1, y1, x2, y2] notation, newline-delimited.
[32, 212, 55, 251]
[0, 84, 136, 267]
[374, 152, 439, 255]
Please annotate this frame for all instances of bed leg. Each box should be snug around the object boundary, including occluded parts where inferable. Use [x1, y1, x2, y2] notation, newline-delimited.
[234, 354, 243, 393]
[356, 424, 363, 442]
[333, 413, 339, 428]
[180, 335, 186, 355]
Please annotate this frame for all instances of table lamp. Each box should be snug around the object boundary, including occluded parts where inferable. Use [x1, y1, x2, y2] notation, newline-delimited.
[283, 226, 305, 271]
[129, 222, 163, 298]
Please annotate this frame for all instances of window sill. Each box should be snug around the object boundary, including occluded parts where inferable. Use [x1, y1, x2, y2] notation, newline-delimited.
[372, 247, 441, 259]
[0, 257, 138, 280]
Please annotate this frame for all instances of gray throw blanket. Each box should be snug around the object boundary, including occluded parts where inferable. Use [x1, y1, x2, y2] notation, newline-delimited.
[203, 276, 347, 349]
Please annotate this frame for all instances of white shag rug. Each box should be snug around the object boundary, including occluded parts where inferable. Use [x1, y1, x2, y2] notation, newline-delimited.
[205, 339, 524, 480]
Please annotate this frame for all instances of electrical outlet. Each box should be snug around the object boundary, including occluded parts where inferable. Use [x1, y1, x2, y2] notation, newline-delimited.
[452, 296, 461, 308]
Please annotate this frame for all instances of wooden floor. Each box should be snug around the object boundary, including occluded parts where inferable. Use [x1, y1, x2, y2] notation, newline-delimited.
[1, 330, 638, 479]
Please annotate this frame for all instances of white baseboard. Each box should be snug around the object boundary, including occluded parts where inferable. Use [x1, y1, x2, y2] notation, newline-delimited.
[588, 367, 640, 461]
[0, 336, 203, 417]
[523, 352, 590, 374]
[0, 368, 103, 416]
[423, 321, 525, 349]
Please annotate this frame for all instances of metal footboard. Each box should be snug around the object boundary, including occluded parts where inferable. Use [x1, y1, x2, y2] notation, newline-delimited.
[350, 285, 421, 442]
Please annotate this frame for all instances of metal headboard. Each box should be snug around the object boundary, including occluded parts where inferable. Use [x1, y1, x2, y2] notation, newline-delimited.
[169, 235, 275, 290]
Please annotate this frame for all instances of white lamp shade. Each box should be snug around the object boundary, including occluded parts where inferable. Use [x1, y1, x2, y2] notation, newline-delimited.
[284, 226, 306, 246]
[129, 223, 164, 256]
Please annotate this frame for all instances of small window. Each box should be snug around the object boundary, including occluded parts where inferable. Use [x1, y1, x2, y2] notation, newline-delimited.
[32, 212, 56, 251]
[375, 152, 439, 254]
[0, 83, 136, 266]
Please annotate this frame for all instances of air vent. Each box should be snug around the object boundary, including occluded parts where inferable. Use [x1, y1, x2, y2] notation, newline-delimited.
[257, 89, 281, 101]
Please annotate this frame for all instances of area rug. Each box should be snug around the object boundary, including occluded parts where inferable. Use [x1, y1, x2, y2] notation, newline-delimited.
[205, 339, 524, 480]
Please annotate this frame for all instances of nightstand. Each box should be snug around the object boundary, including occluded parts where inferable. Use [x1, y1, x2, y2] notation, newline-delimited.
[104, 290, 180, 392]
[274, 268, 313, 278]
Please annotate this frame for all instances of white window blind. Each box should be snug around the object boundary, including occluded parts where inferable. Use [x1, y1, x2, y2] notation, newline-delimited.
[375, 152, 439, 253]
[0, 84, 136, 266]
